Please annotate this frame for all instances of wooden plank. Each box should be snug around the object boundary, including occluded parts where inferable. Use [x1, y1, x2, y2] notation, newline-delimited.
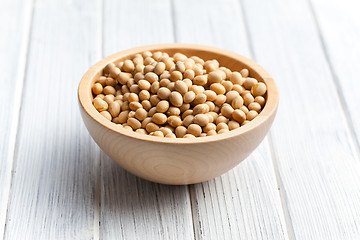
[173, 0, 289, 239]
[241, 0, 360, 238]
[309, 0, 360, 151]
[0, 0, 33, 238]
[3, 0, 101, 239]
[101, 0, 194, 239]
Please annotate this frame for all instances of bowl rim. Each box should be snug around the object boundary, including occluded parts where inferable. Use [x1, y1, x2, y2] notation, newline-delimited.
[78, 44, 278, 144]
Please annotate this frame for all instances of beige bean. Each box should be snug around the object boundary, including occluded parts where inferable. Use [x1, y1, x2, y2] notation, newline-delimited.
[228, 120, 240, 130]
[255, 96, 266, 107]
[175, 126, 187, 138]
[248, 102, 262, 112]
[137, 80, 151, 90]
[146, 122, 160, 133]
[169, 91, 183, 107]
[216, 115, 229, 124]
[157, 87, 171, 100]
[232, 96, 244, 109]
[141, 100, 152, 110]
[213, 94, 226, 106]
[170, 71, 183, 82]
[187, 124, 202, 137]
[208, 71, 222, 83]
[183, 91, 196, 103]
[159, 78, 171, 87]
[103, 63, 115, 74]
[218, 128, 229, 134]
[193, 75, 207, 86]
[232, 109, 246, 123]
[251, 82, 267, 96]
[103, 86, 116, 95]
[193, 103, 209, 115]
[173, 53, 187, 62]
[243, 77, 258, 90]
[210, 83, 226, 95]
[128, 93, 139, 102]
[183, 69, 195, 80]
[151, 131, 164, 137]
[180, 103, 190, 112]
[182, 115, 194, 127]
[243, 93, 255, 106]
[193, 114, 209, 127]
[232, 84, 244, 94]
[182, 109, 193, 119]
[205, 101, 215, 112]
[156, 100, 170, 113]
[175, 61, 186, 73]
[118, 111, 129, 123]
[203, 123, 216, 133]
[144, 72, 158, 83]
[246, 110, 258, 121]
[152, 113, 167, 125]
[135, 108, 148, 121]
[92, 83, 103, 95]
[108, 101, 120, 117]
[154, 62, 166, 75]
[109, 66, 120, 78]
[100, 111, 112, 121]
[204, 90, 217, 101]
[167, 116, 182, 127]
[139, 90, 150, 101]
[221, 105, 234, 119]
[240, 105, 249, 114]
[159, 127, 173, 136]
[129, 102, 142, 111]
[222, 81, 233, 92]
[127, 117, 141, 130]
[216, 122, 229, 132]
[93, 98, 108, 111]
[150, 95, 161, 106]
[167, 107, 181, 116]
[206, 129, 217, 136]
[148, 107, 157, 117]
[103, 95, 115, 105]
[174, 80, 188, 95]
[240, 68, 249, 78]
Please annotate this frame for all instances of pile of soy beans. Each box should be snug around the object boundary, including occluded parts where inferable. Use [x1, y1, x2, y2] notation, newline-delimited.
[92, 51, 267, 138]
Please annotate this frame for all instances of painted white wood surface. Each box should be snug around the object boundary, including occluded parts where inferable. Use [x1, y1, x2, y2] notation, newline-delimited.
[101, 0, 194, 239]
[309, 0, 360, 150]
[3, 0, 101, 239]
[241, 0, 360, 239]
[1, 0, 360, 239]
[0, 0, 33, 238]
[173, 0, 289, 239]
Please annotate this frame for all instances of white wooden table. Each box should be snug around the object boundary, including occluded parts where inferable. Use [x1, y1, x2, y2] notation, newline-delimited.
[1, 0, 360, 239]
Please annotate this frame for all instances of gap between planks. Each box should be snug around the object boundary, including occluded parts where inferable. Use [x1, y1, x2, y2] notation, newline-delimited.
[95, 0, 104, 239]
[238, 0, 296, 238]
[306, 0, 360, 160]
[170, 0, 197, 238]
[1, 0, 35, 238]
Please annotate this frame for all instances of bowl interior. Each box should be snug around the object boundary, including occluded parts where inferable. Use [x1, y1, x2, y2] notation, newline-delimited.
[78, 44, 278, 144]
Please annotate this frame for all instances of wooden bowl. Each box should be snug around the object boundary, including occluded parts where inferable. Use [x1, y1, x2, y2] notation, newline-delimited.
[78, 44, 278, 185]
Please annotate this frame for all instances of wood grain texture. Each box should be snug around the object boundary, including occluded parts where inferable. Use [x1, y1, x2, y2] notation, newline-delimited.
[172, 0, 289, 239]
[309, 0, 360, 150]
[101, 0, 194, 239]
[241, 0, 360, 238]
[0, 0, 33, 238]
[3, 0, 101, 239]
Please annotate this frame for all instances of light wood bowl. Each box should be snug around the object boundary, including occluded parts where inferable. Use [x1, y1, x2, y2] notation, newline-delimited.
[78, 44, 278, 185]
